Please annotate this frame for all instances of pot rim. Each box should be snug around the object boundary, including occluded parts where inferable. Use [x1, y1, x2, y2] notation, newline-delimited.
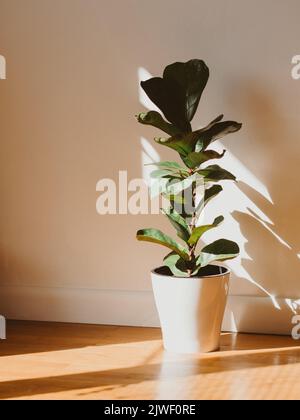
[151, 264, 231, 280]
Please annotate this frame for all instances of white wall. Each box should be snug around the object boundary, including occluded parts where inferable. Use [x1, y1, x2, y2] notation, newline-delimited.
[1, 0, 300, 332]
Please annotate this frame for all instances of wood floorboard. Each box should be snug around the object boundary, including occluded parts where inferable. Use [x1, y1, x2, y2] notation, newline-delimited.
[0, 321, 300, 400]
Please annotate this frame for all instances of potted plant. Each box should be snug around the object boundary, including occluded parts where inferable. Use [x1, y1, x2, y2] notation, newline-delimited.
[136, 59, 242, 354]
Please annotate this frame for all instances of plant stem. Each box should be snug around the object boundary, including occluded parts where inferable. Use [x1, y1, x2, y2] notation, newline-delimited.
[187, 177, 197, 276]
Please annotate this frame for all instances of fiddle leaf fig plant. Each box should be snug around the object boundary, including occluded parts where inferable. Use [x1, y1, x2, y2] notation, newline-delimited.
[136, 59, 242, 277]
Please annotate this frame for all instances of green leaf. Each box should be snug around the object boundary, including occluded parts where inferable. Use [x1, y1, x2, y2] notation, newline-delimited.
[136, 111, 181, 137]
[188, 216, 224, 246]
[166, 174, 196, 195]
[204, 185, 223, 204]
[147, 161, 190, 177]
[162, 209, 190, 243]
[150, 169, 180, 179]
[163, 59, 209, 122]
[197, 239, 240, 267]
[141, 60, 209, 132]
[198, 165, 236, 181]
[141, 77, 191, 133]
[184, 150, 226, 169]
[146, 161, 185, 170]
[199, 114, 224, 132]
[195, 185, 223, 214]
[136, 229, 189, 260]
[155, 120, 241, 161]
[154, 131, 199, 157]
[163, 252, 190, 277]
[155, 120, 240, 160]
[195, 120, 242, 151]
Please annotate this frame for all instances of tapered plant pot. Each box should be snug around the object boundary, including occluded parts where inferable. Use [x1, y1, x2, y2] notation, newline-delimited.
[151, 265, 230, 354]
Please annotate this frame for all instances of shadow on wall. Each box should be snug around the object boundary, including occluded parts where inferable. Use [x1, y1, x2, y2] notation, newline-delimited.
[138, 71, 300, 317]
[231, 83, 300, 309]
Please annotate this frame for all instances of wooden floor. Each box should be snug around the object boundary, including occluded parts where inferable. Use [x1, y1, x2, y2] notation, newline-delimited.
[0, 321, 300, 400]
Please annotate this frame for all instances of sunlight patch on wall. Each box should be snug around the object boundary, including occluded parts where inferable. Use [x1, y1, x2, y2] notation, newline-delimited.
[215, 142, 273, 204]
[141, 137, 160, 185]
[138, 67, 160, 112]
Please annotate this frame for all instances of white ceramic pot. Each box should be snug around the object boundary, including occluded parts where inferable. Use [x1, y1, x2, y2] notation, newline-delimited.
[151, 266, 230, 354]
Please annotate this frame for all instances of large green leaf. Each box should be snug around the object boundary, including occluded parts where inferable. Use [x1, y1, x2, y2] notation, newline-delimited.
[155, 120, 241, 159]
[163, 60, 209, 122]
[184, 150, 226, 169]
[141, 77, 191, 133]
[162, 209, 190, 243]
[136, 111, 181, 137]
[163, 252, 190, 277]
[198, 165, 236, 181]
[195, 120, 242, 151]
[136, 229, 189, 260]
[154, 131, 200, 157]
[188, 216, 224, 246]
[155, 120, 240, 162]
[197, 239, 240, 267]
[141, 59, 209, 132]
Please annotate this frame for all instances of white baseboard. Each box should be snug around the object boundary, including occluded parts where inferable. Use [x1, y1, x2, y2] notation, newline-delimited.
[0, 285, 298, 335]
[0, 286, 160, 327]
[222, 295, 299, 335]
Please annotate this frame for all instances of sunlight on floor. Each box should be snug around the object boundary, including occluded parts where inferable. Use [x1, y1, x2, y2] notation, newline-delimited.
[1, 323, 300, 400]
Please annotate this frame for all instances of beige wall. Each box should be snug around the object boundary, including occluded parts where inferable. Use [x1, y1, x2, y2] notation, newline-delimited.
[0, 0, 300, 317]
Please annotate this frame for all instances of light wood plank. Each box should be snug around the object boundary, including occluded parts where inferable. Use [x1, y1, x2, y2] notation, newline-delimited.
[0, 321, 300, 400]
